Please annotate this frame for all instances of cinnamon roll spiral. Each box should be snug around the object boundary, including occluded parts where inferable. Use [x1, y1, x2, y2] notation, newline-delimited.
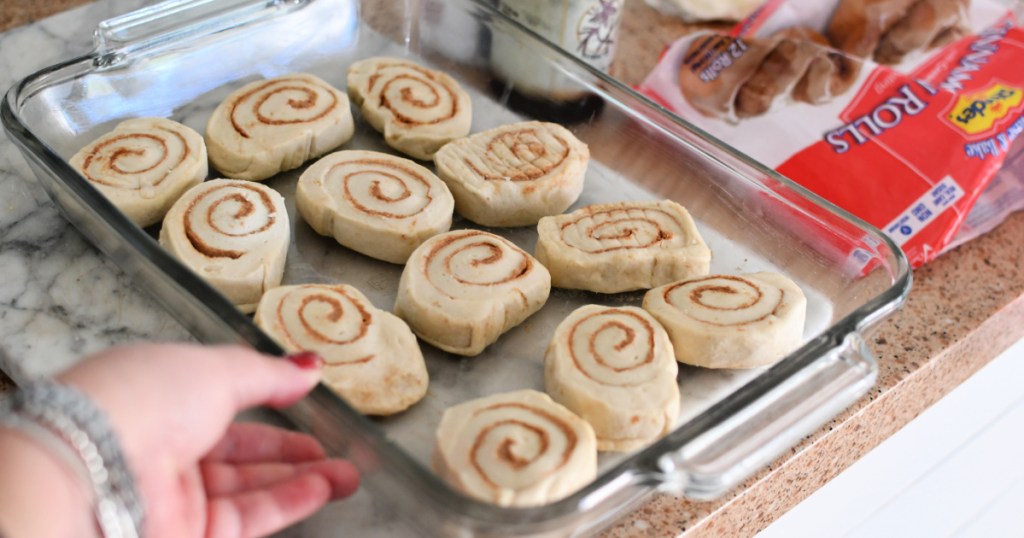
[434, 121, 590, 227]
[433, 390, 597, 507]
[643, 273, 807, 369]
[159, 179, 290, 313]
[205, 73, 354, 181]
[254, 284, 428, 415]
[69, 117, 207, 227]
[535, 200, 711, 293]
[395, 230, 551, 356]
[545, 305, 680, 452]
[295, 150, 454, 263]
[347, 57, 472, 160]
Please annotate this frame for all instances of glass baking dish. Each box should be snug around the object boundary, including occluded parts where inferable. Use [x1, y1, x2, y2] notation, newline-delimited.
[2, 0, 911, 535]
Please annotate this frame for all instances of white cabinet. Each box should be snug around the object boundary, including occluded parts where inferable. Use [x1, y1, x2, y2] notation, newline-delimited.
[759, 337, 1024, 537]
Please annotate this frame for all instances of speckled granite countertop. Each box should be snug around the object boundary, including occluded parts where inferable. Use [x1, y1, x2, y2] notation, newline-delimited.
[1, 1, 1022, 536]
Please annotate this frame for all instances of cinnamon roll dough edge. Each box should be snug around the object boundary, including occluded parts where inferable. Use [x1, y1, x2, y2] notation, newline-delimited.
[205, 73, 355, 181]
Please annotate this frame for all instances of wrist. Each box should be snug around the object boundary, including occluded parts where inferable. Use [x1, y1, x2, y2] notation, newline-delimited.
[0, 381, 144, 538]
[0, 426, 98, 538]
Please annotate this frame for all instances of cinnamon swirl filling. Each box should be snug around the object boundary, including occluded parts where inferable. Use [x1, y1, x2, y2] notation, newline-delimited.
[545, 304, 680, 452]
[272, 285, 375, 366]
[642, 272, 807, 369]
[229, 78, 340, 139]
[253, 283, 429, 416]
[295, 150, 454, 264]
[535, 200, 711, 293]
[330, 158, 435, 219]
[347, 57, 472, 160]
[662, 275, 784, 326]
[70, 117, 208, 228]
[465, 128, 572, 182]
[433, 390, 596, 506]
[395, 229, 550, 356]
[469, 403, 578, 489]
[80, 128, 188, 189]
[423, 231, 535, 299]
[559, 207, 687, 253]
[366, 63, 461, 126]
[567, 308, 659, 386]
[183, 183, 279, 260]
[159, 179, 289, 314]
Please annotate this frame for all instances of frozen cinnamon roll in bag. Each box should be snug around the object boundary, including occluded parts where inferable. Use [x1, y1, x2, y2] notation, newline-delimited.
[676, 32, 778, 120]
[678, 27, 860, 120]
[672, 0, 971, 120]
[828, 0, 970, 64]
[640, 0, 1024, 268]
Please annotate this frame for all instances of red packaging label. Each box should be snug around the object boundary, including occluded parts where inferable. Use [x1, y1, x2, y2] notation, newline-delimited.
[777, 20, 1024, 266]
[639, 2, 1023, 267]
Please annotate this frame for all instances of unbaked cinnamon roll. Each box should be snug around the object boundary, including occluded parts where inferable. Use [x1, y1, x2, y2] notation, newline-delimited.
[296, 150, 454, 263]
[545, 305, 680, 452]
[872, 0, 970, 64]
[827, 0, 969, 65]
[643, 272, 807, 369]
[395, 230, 551, 356]
[254, 284, 428, 415]
[535, 200, 711, 294]
[159, 179, 289, 313]
[205, 73, 354, 181]
[433, 389, 597, 506]
[433, 121, 589, 227]
[347, 57, 472, 160]
[70, 117, 207, 227]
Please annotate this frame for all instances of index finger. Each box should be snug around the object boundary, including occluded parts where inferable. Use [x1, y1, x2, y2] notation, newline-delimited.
[203, 423, 327, 464]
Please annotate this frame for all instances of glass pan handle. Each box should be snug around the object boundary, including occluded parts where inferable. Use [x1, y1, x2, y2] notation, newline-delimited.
[94, 0, 310, 58]
[650, 333, 877, 499]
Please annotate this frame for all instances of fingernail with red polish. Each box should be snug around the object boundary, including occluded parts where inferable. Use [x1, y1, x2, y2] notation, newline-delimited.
[287, 351, 324, 370]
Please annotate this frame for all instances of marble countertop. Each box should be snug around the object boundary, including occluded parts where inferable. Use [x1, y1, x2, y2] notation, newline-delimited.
[1, 1, 1022, 536]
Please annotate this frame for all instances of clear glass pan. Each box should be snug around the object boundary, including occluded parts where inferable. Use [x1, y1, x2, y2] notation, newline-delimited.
[2, 0, 911, 535]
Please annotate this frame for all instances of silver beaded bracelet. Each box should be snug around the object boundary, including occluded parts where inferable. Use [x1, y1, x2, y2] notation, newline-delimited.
[0, 380, 144, 538]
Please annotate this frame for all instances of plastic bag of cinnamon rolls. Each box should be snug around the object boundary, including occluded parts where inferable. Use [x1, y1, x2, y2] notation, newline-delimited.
[639, 0, 1024, 267]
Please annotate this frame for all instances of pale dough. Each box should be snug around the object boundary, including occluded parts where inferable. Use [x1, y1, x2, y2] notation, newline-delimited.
[433, 389, 597, 507]
[205, 73, 354, 181]
[254, 284, 428, 415]
[433, 121, 589, 227]
[70, 117, 207, 227]
[545, 305, 680, 452]
[643, 272, 807, 369]
[394, 230, 551, 356]
[159, 179, 289, 313]
[535, 200, 712, 293]
[295, 150, 454, 263]
[347, 57, 472, 160]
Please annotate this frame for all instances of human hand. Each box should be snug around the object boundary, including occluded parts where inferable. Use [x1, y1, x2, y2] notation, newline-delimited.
[59, 343, 359, 538]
